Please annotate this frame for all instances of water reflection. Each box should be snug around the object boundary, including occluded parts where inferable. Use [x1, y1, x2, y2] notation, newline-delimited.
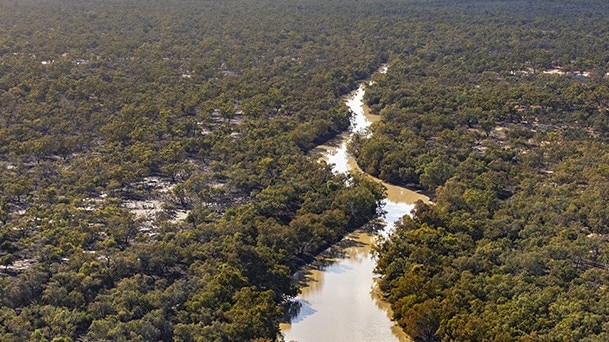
[289, 300, 316, 324]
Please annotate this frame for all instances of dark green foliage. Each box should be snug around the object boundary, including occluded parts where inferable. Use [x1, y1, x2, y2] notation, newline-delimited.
[0, 0, 391, 340]
[371, 1, 609, 341]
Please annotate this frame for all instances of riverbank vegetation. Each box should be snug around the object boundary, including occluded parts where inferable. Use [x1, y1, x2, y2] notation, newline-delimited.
[367, 1, 609, 341]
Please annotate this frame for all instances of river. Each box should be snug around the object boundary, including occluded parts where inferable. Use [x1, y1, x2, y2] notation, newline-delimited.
[280, 70, 429, 342]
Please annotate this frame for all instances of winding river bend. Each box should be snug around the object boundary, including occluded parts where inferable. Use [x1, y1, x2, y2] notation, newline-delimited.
[280, 71, 429, 342]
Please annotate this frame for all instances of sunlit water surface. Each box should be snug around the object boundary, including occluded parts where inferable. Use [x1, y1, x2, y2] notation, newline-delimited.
[280, 77, 428, 342]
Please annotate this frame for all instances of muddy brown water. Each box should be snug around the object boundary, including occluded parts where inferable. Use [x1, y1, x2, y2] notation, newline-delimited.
[280, 80, 429, 342]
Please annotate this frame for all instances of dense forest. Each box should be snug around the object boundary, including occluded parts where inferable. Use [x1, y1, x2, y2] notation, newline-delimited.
[364, 1, 609, 341]
[0, 0, 389, 340]
[2, 0, 609, 341]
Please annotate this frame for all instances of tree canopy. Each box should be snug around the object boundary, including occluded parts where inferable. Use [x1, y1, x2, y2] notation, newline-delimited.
[367, 1, 609, 341]
[0, 0, 388, 340]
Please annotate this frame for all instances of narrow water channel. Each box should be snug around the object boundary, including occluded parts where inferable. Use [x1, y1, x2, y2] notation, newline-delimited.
[280, 72, 429, 342]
